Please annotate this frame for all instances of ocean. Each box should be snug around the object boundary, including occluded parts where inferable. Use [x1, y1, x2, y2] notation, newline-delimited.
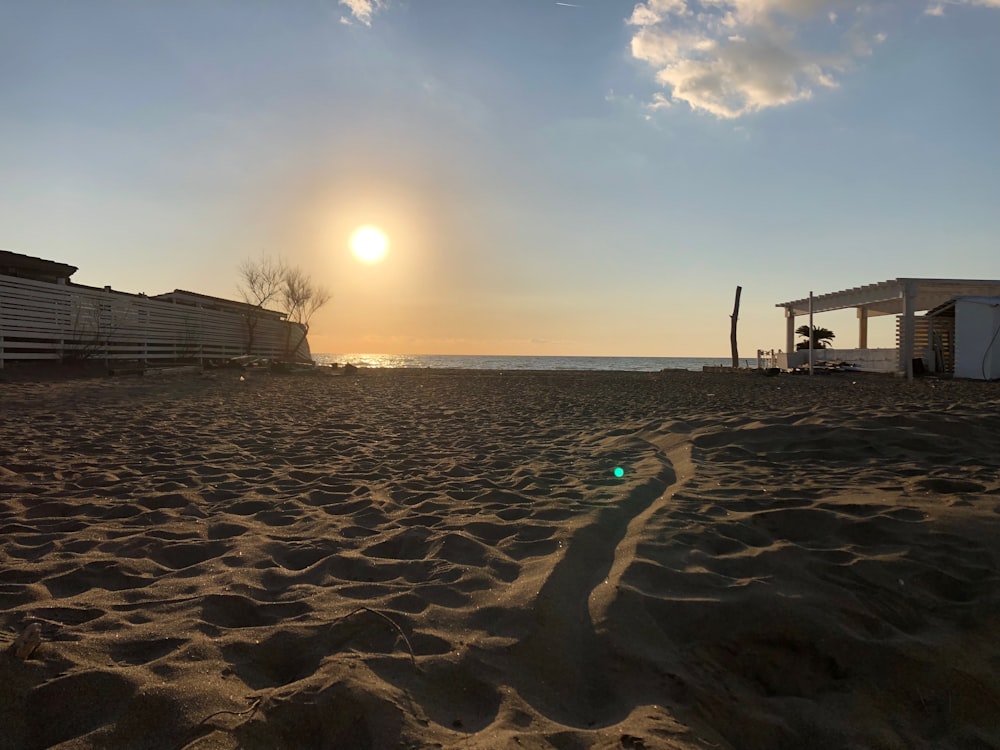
[312, 353, 740, 372]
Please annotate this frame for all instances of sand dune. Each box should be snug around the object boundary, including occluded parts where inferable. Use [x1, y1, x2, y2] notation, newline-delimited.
[1, 369, 999, 749]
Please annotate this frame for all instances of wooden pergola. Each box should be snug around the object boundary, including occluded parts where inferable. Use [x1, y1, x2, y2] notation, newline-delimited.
[776, 278, 1000, 379]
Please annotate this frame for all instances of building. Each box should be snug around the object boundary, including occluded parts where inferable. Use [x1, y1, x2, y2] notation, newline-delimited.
[0, 250, 311, 367]
[152, 289, 286, 320]
[0, 249, 77, 284]
[775, 278, 1000, 380]
[927, 296, 1000, 380]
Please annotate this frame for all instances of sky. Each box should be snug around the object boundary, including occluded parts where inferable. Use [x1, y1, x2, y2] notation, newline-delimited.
[1, 0, 998, 357]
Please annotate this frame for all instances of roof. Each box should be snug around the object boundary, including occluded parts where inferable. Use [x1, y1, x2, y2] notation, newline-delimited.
[0, 250, 78, 280]
[776, 278, 1000, 317]
[927, 295, 1000, 317]
[152, 289, 286, 318]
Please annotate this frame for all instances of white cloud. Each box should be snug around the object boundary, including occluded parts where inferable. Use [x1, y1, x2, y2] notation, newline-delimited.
[628, 0, 996, 118]
[627, 0, 689, 26]
[925, 0, 1000, 15]
[339, 0, 384, 27]
[648, 92, 672, 110]
[629, 3, 849, 118]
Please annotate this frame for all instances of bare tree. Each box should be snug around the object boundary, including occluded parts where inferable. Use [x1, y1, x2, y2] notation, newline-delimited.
[281, 266, 331, 360]
[237, 257, 329, 361]
[237, 256, 285, 354]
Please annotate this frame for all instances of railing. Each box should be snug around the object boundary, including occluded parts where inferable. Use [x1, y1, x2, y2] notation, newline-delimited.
[757, 349, 780, 370]
[0, 274, 310, 368]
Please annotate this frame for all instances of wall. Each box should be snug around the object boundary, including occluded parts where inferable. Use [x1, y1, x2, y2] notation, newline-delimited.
[954, 299, 1000, 380]
[0, 273, 310, 367]
[778, 348, 899, 373]
[897, 315, 954, 374]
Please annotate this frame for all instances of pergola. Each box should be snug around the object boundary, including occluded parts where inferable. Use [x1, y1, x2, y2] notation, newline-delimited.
[776, 278, 1000, 379]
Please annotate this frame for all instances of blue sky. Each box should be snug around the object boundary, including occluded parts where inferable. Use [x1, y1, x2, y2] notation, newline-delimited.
[2, 0, 997, 355]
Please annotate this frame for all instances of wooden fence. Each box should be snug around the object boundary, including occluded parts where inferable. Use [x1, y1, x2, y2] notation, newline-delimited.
[0, 274, 310, 368]
[896, 315, 954, 373]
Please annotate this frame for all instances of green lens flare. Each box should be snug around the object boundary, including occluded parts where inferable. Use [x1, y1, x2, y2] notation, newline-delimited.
[613, 467, 624, 478]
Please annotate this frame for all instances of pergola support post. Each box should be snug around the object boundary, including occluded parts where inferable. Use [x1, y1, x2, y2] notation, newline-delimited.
[808, 291, 814, 376]
[927, 315, 936, 373]
[901, 281, 916, 380]
[785, 306, 795, 354]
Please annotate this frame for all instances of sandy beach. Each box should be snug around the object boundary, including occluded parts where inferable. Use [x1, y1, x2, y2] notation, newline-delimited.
[1, 368, 999, 749]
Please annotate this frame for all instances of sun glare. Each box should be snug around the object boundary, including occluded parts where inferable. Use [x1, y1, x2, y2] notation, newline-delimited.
[350, 226, 389, 264]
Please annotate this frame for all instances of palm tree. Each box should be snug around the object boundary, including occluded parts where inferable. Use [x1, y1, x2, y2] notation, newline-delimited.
[795, 325, 835, 350]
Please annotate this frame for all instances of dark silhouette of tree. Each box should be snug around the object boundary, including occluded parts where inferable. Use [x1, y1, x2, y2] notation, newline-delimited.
[281, 266, 331, 360]
[237, 255, 285, 354]
[237, 257, 329, 360]
[795, 325, 835, 350]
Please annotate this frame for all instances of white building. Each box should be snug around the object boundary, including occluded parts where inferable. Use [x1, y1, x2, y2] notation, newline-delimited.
[927, 296, 1000, 381]
[775, 278, 1000, 380]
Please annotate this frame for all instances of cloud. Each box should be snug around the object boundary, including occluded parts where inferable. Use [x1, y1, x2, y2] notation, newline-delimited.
[925, 0, 1000, 15]
[627, 0, 688, 25]
[648, 92, 672, 110]
[627, 0, 995, 118]
[339, 0, 384, 27]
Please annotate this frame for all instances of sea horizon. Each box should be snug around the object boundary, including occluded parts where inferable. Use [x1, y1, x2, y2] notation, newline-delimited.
[313, 353, 743, 372]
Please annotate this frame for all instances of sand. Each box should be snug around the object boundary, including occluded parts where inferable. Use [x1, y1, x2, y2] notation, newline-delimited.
[1, 367, 999, 750]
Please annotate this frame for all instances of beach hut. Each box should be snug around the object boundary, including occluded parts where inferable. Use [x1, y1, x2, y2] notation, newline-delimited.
[927, 296, 1000, 381]
[776, 278, 1000, 380]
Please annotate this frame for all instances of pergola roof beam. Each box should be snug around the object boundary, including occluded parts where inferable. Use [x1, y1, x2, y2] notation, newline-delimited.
[777, 278, 1000, 316]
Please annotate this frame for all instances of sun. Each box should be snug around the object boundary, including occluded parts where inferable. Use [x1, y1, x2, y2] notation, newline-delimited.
[350, 226, 389, 264]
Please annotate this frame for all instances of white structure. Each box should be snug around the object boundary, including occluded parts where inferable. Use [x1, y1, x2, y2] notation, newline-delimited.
[776, 278, 1000, 380]
[928, 297, 1000, 380]
[0, 251, 311, 367]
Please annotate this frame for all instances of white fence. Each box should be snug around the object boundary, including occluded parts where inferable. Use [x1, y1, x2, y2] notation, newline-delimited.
[756, 349, 780, 369]
[777, 347, 898, 373]
[0, 274, 310, 368]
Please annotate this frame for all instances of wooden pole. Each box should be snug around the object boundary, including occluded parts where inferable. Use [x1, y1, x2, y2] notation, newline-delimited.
[808, 291, 814, 376]
[730, 285, 742, 369]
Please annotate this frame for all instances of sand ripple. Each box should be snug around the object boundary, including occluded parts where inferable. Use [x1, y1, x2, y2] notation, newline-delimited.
[1, 369, 999, 749]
